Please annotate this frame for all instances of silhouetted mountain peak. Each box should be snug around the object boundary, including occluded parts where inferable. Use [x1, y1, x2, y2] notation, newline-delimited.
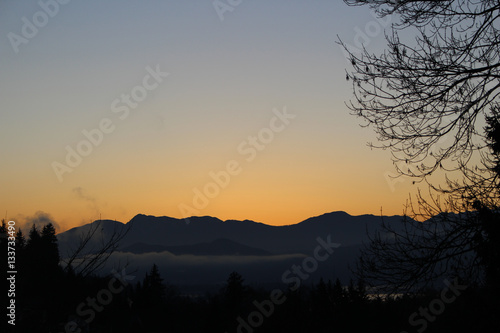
[187, 216, 224, 224]
[297, 211, 352, 225]
[128, 214, 224, 226]
[61, 219, 123, 235]
[58, 211, 410, 259]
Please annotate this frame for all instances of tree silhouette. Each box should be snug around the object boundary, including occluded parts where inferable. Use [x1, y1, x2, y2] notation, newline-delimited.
[223, 271, 246, 306]
[142, 263, 166, 305]
[340, 0, 500, 297]
[41, 223, 60, 269]
[354, 100, 500, 295]
[62, 219, 129, 277]
[331, 278, 346, 308]
[27, 224, 41, 248]
[12, 223, 64, 331]
[16, 228, 26, 249]
[0, 219, 6, 235]
[220, 271, 252, 331]
[340, 0, 500, 191]
[25, 224, 43, 281]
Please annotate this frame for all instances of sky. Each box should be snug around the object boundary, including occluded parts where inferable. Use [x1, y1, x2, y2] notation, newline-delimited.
[0, 0, 419, 232]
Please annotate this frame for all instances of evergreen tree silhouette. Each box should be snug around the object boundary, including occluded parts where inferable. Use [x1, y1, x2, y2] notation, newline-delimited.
[16, 228, 26, 249]
[0, 219, 6, 235]
[41, 223, 60, 269]
[331, 278, 346, 308]
[143, 263, 166, 306]
[137, 264, 167, 331]
[221, 271, 250, 331]
[15, 223, 63, 331]
[224, 271, 246, 305]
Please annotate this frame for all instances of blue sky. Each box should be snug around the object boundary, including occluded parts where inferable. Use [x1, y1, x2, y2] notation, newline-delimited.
[0, 0, 415, 231]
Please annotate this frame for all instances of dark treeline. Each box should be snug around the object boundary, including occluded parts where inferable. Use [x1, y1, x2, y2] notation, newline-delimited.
[1, 222, 497, 333]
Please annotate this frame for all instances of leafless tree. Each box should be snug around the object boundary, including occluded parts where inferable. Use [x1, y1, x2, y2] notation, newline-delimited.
[341, 0, 500, 189]
[61, 220, 129, 277]
[357, 194, 485, 293]
[340, 0, 500, 293]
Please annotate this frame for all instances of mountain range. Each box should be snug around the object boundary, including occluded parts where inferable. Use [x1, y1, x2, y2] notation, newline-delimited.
[57, 211, 409, 291]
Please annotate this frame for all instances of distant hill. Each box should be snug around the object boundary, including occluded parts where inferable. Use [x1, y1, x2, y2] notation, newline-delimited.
[57, 211, 408, 256]
[56, 211, 410, 289]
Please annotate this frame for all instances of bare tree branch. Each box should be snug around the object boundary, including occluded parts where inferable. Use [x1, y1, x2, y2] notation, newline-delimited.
[61, 220, 129, 277]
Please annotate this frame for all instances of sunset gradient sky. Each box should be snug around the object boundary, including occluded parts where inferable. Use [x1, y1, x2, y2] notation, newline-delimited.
[0, 0, 418, 232]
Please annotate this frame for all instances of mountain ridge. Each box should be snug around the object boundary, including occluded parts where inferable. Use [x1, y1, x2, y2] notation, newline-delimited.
[56, 211, 410, 287]
[57, 210, 408, 256]
[126, 210, 398, 227]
